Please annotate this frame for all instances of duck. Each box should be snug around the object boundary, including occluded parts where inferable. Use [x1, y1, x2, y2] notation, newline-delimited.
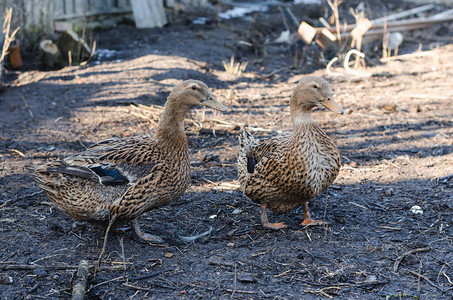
[237, 76, 343, 230]
[29, 79, 227, 244]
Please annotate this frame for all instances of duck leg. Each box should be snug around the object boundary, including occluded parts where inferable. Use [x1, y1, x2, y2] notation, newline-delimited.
[260, 203, 288, 230]
[96, 215, 117, 272]
[131, 218, 165, 243]
[300, 202, 327, 226]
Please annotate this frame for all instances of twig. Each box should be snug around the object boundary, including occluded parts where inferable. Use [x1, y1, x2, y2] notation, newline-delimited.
[393, 248, 430, 272]
[349, 201, 367, 210]
[380, 49, 438, 62]
[177, 226, 213, 242]
[72, 260, 90, 300]
[1, 8, 21, 64]
[406, 269, 443, 291]
[123, 282, 176, 291]
[371, 4, 435, 25]
[130, 268, 172, 281]
[440, 269, 453, 285]
[327, 0, 342, 42]
[1, 263, 125, 271]
[123, 283, 156, 292]
[304, 286, 341, 298]
[231, 264, 237, 300]
[222, 288, 256, 294]
[87, 276, 124, 292]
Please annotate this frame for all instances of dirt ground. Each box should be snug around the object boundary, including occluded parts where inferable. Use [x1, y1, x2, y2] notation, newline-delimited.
[1, 1, 453, 299]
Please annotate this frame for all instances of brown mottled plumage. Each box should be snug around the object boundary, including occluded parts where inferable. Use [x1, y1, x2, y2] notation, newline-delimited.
[238, 76, 343, 229]
[29, 80, 227, 244]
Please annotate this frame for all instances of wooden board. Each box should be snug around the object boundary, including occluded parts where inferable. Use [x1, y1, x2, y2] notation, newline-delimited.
[130, 0, 167, 28]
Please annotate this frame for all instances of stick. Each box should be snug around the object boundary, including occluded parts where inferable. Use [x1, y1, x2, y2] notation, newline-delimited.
[72, 260, 90, 300]
[380, 49, 437, 62]
[231, 264, 237, 300]
[407, 269, 443, 291]
[1, 263, 125, 271]
[130, 268, 173, 281]
[371, 4, 435, 25]
[177, 226, 213, 242]
[393, 247, 430, 272]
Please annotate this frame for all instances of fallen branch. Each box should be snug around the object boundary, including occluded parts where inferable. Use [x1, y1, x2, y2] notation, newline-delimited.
[72, 260, 90, 300]
[393, 248, 430, 272]
[406, 269, 443, 291]
[1, 263, 125, 271]
[1, 8, 21, 64]
[380, 49, 437, 62]
[304, 286, 342, 298]
[371, 4, 435, 25]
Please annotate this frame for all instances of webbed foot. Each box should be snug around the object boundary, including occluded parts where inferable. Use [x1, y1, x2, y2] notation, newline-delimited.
[131, 218, 164, 243]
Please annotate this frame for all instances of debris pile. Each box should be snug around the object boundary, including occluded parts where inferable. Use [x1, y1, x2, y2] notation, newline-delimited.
[278, 3, 453, 73]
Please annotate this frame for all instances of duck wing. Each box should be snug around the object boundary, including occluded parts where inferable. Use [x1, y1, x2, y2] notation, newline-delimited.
[60, 135, 162, 186]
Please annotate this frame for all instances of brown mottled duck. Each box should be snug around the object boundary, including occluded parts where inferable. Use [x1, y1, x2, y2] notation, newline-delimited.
[238, 76, 343, 230]
[30, 80, 227, 244]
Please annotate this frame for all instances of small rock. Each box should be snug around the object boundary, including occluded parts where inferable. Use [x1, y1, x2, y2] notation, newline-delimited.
[237, 274, 257, 283]
[202, 154, 219, 162]
[24, 276, 35, 285]
[0, 274, 13, 284]
[349, 161, 358, 167]
[232, 208, 242, 215]
[410, 205, 423, 215]
[364, 275, 377, 282]
[227, 242, 235, 247]
[402, 254, 419, 266]
[208, 256, 235, 267]
[382, 104, 396, 112]
[33, 267, 47, 278]
[188, 289, 196, 295]
[410, 105, 422, 113]
[71, 221, 86, 233]
[164, 252, 174, 258]
[384, 188, 394, 196]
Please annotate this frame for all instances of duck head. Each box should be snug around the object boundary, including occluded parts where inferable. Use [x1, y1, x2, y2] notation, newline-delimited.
[168, 79, 227, 112]
[290, 77, 343, 119]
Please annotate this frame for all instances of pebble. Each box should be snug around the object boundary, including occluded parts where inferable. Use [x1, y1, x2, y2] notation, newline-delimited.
[410, 205, 423, 215]
[33, 267, 47, 278]
[0, 274, 13, 285]
[384, 188, 394, 196]
[237, 274, 257, 283]
[232, 208, 242, 215]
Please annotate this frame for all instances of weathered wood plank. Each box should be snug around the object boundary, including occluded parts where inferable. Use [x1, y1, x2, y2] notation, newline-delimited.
[130, 0, 167, 28]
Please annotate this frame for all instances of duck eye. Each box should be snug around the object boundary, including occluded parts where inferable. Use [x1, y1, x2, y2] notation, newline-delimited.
[191, 86, 197, 90]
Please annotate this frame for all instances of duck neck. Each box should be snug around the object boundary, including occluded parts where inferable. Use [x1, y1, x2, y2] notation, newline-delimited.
[291, 108, 315, 129]
[157, 99, 189, 143]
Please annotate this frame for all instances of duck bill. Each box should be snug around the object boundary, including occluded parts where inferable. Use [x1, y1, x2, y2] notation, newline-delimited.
[321, 98, 344, 114]
[202, 94, 228, 112]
